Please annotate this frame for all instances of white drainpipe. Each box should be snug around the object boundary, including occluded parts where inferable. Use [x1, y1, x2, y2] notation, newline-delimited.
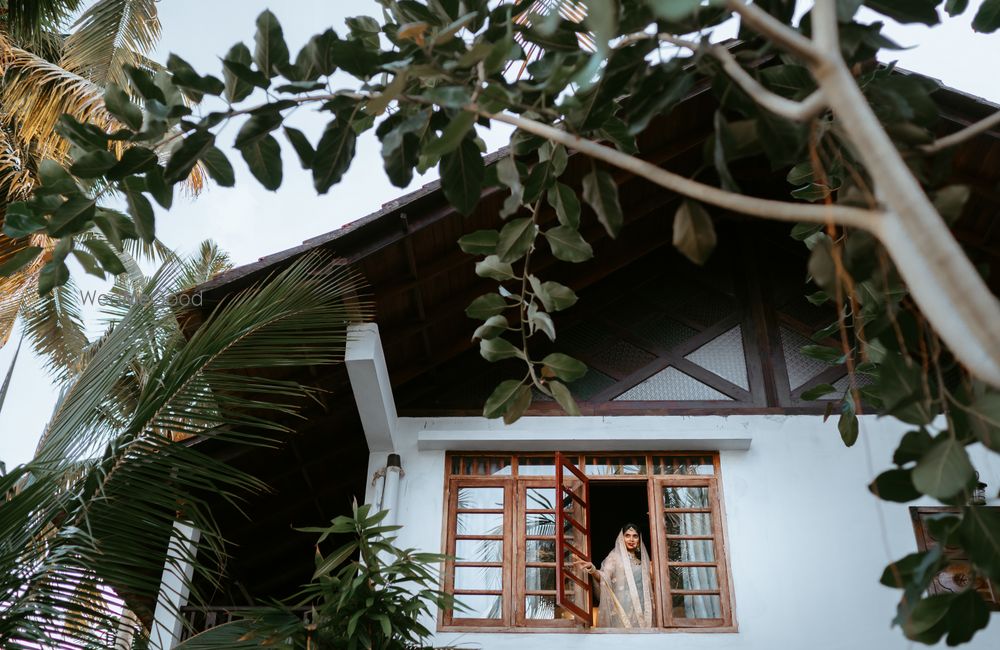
[372, 453, 403, 525]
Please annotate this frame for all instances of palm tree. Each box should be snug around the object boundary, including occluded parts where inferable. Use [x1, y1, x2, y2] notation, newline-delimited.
[0, 249, 371, 648]
[0, 0, 200, 359]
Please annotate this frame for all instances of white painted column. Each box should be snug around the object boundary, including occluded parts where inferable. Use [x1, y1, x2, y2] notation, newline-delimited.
[345, 323, 400, 452]
[149, 521, 201, 650]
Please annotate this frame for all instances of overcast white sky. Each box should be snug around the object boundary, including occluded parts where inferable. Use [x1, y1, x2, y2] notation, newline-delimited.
[1, 1, 999, 469]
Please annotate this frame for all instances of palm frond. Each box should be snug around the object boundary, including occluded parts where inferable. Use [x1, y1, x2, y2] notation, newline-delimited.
[0, 233, 51, 348]
[20, 272, 89, 381]
[0, 333, 22, 418]
[2, 253, 372, 648]
[60, 0, 161, 89]
[179, 240, 233, 289]
[3, 0, 85, 45]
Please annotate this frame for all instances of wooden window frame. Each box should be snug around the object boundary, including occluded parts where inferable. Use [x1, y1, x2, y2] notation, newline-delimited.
[438, 453, 737, 633]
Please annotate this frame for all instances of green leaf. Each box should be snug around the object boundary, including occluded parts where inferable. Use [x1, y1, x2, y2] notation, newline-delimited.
[484, 379, 526, 418]
[958, 506, 1000, 582]
[423, 111, 476, 159]
[973, 0, 1000, 32]
[932, 185, 970, 225]
[582, 169, 623, 238]
[547, 182, 580, 229]
[968, 393, 1000, 451]
[241, 133, 283, 191]
[672, 201, 716, 265]
[82, 239, 126, 275]
[799, 344, 844, 364]
[945, 0, 970, 16]
[458, 229, 498, 255]
[944, 589, 990, 646]
[647, 0, 703, 20]
[495, 218, 537, 263]
[72, 249, 104, 278]
[165, 130, 215, 183]
[234, 111, 284, 148]
[312, 541, 359, 579]
[48, 195, 96, 237]
[107, 146, 158, 180]
[104, 84, 143, 130]
[167, 54, 225, 100]
[901, 593, 953, 641]
[864, 0, 942, 25]
[522, 160, 551, 205]
[37, 259, 69, 294]
[254, 9, 290, 77]
[284, 127, 315, 169]
[480, 337, 523, 362]
[145, 166, 173, 209]
[911, 438, 975, 499]
[465, 293, 507, 320]
[528, 303, 555, 340]
[222, 43, 259, 102]
[528, 276, 578, 312]
[121, 178, 154, 243]
[124, 65, 166, 104]
[201, 147, 235, 187]
[440, 138, 484, 216]
[800, 383, 836, 400]
[496, 155, 524, 219]
[541, 353, 587, 382]
[472, 315, 508, 340]
[0, 246, 42, 276]
[2, 203, 46, 238]
[544, 225, 593, 263]
[503, 386, 532, 425]
[549, 380, 580, 416]
[839, 397, 859, 447]
[295, 29, 338, 80]
[55, 115, 108, 151]
[869, 468, 921, 502]
[312, 118, 357, 194]
[475, 255, 515, 280]
[894, 429, 933, 466]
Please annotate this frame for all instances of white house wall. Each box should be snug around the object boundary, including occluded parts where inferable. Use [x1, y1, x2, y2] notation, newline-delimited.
[365, 414, 1000, 650]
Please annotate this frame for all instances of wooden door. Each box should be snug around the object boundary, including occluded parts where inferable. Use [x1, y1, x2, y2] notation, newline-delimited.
[555, 451, 592, 624]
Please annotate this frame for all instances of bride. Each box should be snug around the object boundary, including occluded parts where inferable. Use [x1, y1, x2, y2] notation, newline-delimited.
[578, 523, 654, 628]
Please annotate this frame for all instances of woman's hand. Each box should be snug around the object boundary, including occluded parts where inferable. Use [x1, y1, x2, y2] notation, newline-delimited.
[573, 559, 598, 578]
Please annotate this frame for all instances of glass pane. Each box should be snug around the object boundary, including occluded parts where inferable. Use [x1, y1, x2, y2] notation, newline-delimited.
[562, 573, 590, 613]
[653, 455, 714, 475]
[562, 519, 588, 557]
[526, 512, 556, 536]
[457, 487, 504, 510]
[451, 456, 512, 476]
[525, 540, 556, 563]
[452, 594, 502, 619]
[526, 567, 557, 591]
[780, 326, 833, 390]
[584, 455, 647, 475]
[519, 456, 557, 475]
[672, 594, 722, 619]
[662, 486, 711, 509]
[668, 539, 716, 563]
[455, 539, 502, 563]
[614, 367, 732, 401]
[684, 325, 749, 390]
[560, 321, 656, 377]
[526, 488, 556, 510]
[665, 512, 713, 536]
[525, 595, 560, 620]
[670, 566, 719, 590]
[454, 566, 503, 591]
[456, 512, 503, 536]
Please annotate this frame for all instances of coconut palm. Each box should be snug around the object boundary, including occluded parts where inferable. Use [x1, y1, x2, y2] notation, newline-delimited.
[0, 249, 371, 648]
[0, 0, 199, 359]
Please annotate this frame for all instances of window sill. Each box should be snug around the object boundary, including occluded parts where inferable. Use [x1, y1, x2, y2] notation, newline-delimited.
[436, 625, 739, 634]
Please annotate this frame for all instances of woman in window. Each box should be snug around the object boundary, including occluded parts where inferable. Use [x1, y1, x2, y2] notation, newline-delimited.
[578, 523, 654, 628]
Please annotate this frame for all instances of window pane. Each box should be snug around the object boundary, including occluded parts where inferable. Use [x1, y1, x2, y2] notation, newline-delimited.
[526, 488, 556, 510]
[584, 455, 647, 475]
[665, 512, 713, 536]
[452, 594, 502, 619]
[525, 595, 560, 620]
[526, 512, 556, 536]
[451, 456, 512, 476]
[457, 487, 504, 510]
[456, 512, 503, 536]
[668, 539, 715, 563]
[526, 567, 557, 591]
[670, 566, 719, 590]
[525, 540, 556, 563]
[454, 566, 503, 591]
[519, 456, 557, 475]
[662, 486, 711, 509]
[653, 455, 714, 475]
[672, 594, 722, 619]
[455, 539, 502, 563]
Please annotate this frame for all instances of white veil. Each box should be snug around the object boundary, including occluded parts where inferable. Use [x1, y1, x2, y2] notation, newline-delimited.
[595, 529, 654, 628]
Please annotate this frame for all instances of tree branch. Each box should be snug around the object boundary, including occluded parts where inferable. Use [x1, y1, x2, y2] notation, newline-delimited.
[479, 108, 882, 231]
[711, 45, 826, 122]
[920, 110, 1000, 154]
[725, 0, 822, 64]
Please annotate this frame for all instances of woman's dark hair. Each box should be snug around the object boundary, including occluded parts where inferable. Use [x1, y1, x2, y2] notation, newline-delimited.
[621, 522, 641, 536]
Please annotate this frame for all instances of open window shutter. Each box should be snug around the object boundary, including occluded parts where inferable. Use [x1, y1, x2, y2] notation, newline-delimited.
[555, 452, 593, 624]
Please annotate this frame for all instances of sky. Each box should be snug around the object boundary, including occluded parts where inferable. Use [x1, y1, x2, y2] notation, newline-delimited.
[1, 0, 1000, 469]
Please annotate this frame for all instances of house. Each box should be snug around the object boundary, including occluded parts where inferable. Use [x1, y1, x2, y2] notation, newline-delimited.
[152, 75, 1000, 648]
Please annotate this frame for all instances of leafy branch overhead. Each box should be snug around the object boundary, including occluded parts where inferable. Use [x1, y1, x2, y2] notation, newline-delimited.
[2, 0, 1000, 645]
